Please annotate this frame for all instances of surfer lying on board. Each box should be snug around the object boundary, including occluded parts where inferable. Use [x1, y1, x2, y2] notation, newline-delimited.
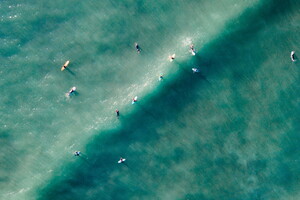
[61, 60, 70, 71]
[74, 151, 81, 156]
[135, 43, 141, 53]
[190, 44, 196, 55]
[116, 109, 120, 117]
[68, 87, 76, 96]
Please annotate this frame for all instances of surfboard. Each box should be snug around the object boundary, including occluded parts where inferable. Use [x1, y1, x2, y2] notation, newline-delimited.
[118, 158, 126, 163]
[132, 96, 138, 104]
[61, 60, 70, 71]
[291, 51, 295, 62]
[191, 50, 196, 56]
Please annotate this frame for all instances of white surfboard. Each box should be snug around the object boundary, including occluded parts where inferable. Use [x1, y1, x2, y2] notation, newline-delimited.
[132, 96, 138, 104]
[118, 158, 126, 163]
[291, 51, 295, 62]
[191, 50, 196, 56]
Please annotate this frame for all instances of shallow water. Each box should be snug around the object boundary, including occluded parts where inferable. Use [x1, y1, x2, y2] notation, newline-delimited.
[0, 0, 299, 199]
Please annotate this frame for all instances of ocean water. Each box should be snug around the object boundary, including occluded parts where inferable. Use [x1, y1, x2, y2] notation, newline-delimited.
[0, 0, 299, 199]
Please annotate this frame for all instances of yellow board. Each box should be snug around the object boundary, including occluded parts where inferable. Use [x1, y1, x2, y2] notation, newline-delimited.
[61, 60, 70, 71]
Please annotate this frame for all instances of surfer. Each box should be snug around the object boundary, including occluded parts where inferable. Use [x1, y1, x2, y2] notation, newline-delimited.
[291, 51, 296, 62]
[68, 87, 76, 96]
[192, 68, 200, 73]
[118, 157, 125, 163]
[132, 97, 137, 104]
[190, 44, 196, 55]
[74, 151, 81, 156]
[116, 109, 120, 117]
[169, 54, 175, 62]
[159, 74, 163, 81]
[135, 43, 141, 53]
[61, 60, 70, 71]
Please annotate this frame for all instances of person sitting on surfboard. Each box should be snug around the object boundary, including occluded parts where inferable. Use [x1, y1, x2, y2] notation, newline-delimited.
[132, 96, 138, 104]
[74, 151, 81, 156]
[169, 54, 175, 62]
[135, 43, 141, 53]
[159, 74, 163, 81]
[118, 157, 125, 163]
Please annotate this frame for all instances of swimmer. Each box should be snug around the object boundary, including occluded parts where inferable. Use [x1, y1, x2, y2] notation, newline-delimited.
[192, 68, 200, 73]
[291, 51, 296, 62]
[68, 87, 76, 96]
[190, 44, 196, 56]
[74, 151, 81, 156]
[118, 157, 126, 163]
[169, 54, 176, 62]
[135, 43, 141, 53]
[116, 109, 120, 117]
[61, 60, 70, 71]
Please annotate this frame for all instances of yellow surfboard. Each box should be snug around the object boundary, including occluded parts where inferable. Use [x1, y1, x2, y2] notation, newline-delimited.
[61, 60, 70, 71]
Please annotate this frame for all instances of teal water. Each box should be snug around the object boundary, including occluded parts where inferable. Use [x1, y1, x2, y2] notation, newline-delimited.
[0, 0, 299, 199]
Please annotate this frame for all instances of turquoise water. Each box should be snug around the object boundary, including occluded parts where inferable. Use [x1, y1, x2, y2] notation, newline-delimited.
[0, 0, 299, 199]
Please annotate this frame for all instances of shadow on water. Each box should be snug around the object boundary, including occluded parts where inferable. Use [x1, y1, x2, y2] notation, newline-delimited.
[38, 0, 299, 199]
[65, 67, 76, 76]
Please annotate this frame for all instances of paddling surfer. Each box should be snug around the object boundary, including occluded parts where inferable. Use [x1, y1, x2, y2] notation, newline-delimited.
[61, 60, 70, 71]
[116, 109, 120, 117]
[68, 87, 76, 96]
[190, 44, 196, 55]
[74, 151, 81, 156]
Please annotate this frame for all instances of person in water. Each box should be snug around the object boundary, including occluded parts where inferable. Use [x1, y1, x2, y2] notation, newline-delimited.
[190, 44, 196, 55]
[192, 68, 200, 73]
[291, 51, 296, 62]
[169, 54, 175, 61]
[190, 44, 195, 51]
[116, 109, 120, 117]
[135, 43, 141, 53]
[119, 157, 125, 163]
[68, 87, 76, 96]
[74, 151, 81, 156]
[61, 60, 70, 71]
[159, 74, 163, 81]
